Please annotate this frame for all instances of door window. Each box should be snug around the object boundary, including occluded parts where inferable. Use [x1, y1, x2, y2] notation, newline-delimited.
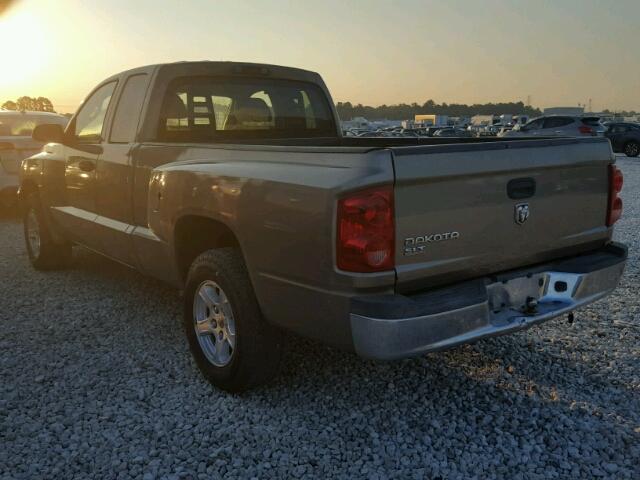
[110, 74, 149, 143]
[543, 117, 573, 129]
[609, 125, 628, 134]
[522, 118, 544, 131]
[74, 81, 117, 142]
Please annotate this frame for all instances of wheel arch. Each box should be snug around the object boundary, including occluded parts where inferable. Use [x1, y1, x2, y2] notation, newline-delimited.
[173, 214, 242, 283]
[18, 179, 39, 212]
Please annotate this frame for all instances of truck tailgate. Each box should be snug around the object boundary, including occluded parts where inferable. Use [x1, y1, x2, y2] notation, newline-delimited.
[392, 138, 614, 292]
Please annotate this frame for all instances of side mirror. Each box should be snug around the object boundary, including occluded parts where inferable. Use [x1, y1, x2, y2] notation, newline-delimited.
[32, 123, 66, 144]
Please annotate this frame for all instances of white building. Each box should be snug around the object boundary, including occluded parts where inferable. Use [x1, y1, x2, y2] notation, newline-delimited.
[544, 107, 584, 116]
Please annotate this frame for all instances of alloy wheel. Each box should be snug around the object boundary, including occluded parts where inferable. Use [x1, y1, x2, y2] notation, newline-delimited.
[193, 280, 237, 367]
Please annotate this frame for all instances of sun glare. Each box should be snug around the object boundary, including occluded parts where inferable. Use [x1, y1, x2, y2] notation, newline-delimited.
[0, 7, 52, 92]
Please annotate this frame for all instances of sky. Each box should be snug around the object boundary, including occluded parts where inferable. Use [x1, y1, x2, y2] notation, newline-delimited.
[0, 0, 639, 114]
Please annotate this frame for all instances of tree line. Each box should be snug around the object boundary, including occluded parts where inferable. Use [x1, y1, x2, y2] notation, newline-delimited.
[3, 95, 636, 120]
[335, 100, 543, 121]
[1, 96, 56, 113]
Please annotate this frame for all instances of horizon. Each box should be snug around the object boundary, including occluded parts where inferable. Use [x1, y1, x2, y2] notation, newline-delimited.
[1, 0, 639, 114]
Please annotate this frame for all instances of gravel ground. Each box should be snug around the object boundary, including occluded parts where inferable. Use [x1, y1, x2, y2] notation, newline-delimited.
[1, 156, 639, 480]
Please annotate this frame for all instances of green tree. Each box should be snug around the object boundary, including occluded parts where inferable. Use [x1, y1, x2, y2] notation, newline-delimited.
[335, 99, 542, 121]
[1, 100, 17, 110]
[2, 96, 57, 113]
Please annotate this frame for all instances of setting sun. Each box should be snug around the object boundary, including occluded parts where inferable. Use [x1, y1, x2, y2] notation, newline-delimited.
[0, 1, 638, 478]
[0, 7, 52, 92]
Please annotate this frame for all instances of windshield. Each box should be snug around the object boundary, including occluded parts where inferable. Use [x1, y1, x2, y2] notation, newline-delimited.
[0, 114, 68, 137]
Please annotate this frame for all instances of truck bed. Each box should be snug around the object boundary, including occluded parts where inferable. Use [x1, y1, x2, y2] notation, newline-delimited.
[199, 134, 606, 151]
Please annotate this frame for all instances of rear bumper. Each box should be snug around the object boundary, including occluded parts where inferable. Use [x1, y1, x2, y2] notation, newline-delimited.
[350, 243, 627, 360]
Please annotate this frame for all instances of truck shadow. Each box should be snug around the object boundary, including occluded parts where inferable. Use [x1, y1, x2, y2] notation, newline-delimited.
[65, 244, 639, 419]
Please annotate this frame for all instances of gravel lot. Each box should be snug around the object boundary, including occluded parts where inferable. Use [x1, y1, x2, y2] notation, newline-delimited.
[1, 156, 639, 480]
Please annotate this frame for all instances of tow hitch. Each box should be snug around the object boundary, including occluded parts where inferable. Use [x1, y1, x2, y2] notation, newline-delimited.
[524, 296, 538, 314]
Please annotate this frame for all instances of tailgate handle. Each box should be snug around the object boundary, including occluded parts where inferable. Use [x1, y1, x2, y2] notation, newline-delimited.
[507, 178, 536, 199]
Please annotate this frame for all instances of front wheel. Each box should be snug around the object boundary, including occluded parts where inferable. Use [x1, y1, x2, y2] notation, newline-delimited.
[183, 248, 282, 392]
[624, 141, 639, 157]
[23, 193, 72, 270]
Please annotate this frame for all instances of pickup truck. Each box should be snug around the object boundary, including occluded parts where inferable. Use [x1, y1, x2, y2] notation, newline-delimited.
[20, 62, 627, 392]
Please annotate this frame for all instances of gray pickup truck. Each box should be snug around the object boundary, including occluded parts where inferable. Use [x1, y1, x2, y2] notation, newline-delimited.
[20, 62, 626, 392]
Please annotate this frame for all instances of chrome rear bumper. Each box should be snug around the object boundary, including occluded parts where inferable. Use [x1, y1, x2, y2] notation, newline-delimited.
[350, 243, 627, 360]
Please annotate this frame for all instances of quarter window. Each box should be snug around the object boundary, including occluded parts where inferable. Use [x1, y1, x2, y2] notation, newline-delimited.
[110, 74, 149, 143]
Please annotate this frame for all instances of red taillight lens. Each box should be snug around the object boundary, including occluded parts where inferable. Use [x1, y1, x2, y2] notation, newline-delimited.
[337, 186, 394, 272]
[578, 125, 594, 135]
[607, 165, 623, 226]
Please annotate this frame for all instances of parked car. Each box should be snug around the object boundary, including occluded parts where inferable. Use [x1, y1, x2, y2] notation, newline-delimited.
[478, 124, 501, 136]
[498, 125, 514, 136]
[21, 61, 626, 391]
[0, 111, 68, 208]
[424, 126, 445, 137]
[605, 122, 640, 157]
[502, 115, 605, 138]
[434, 127, 473, 137]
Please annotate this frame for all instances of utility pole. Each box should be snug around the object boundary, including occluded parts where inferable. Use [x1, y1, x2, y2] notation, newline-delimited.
[588, 98, 592, 112]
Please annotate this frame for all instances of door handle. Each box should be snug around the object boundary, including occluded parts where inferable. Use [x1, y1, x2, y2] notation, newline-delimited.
[78, 160, 96, 172]
[507, 177, 536, 199]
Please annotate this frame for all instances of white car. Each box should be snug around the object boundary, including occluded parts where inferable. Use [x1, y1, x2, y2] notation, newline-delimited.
[0, 111, 69, 208]
[501, 115, 605, 138]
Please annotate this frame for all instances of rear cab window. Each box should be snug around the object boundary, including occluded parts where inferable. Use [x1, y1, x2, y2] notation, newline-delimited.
[157, 77, 336, 142]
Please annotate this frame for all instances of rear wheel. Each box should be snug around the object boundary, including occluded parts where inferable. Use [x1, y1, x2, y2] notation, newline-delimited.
[23, 193, 72, 270]
[183, 248, 282, 392]
[624, 141, 639, 157]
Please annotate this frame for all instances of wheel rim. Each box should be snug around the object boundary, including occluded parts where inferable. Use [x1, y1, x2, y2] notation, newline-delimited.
[26, 210, 41, 258]
[626, 143, 639, 156]
[193, 280, 236, 367]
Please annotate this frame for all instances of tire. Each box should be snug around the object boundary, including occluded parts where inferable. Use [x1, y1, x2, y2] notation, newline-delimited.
[23, 193, 72, 270]
[183, 248, 282, 392]
[624, 141, 639, 157]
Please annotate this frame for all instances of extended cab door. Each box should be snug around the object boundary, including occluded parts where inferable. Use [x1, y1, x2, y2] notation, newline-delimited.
[94, 73, 151, 265]
[53, 81, 118, 247]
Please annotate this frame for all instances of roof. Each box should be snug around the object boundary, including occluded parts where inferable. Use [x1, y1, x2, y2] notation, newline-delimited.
[101, 61, 320, 84]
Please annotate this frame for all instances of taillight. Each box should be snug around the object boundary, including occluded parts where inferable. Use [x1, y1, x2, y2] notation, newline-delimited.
[607, 165, 623, 226]
[578, 125, 594, 135]
[337, 186, 394, 272]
